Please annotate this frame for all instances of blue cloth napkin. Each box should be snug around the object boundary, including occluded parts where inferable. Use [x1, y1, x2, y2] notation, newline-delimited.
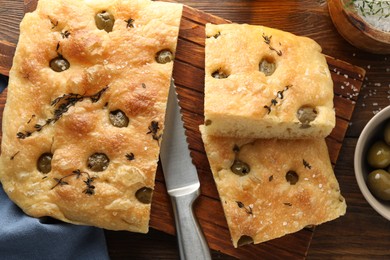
[0, 185, 110, 260]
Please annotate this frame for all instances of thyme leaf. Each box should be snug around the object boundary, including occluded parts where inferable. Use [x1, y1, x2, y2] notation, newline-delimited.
[303, 159, 312, 169]
[10, 151, 20, 160]
[146, 121, 162, 143]
[61, 30, 71, 39]
[126, 153, 135, 161]
[236, 201, 253, 215]
[125, 18, 135, 28]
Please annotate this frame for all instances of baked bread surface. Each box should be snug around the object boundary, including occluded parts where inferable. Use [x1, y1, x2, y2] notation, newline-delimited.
[200, 126, 346, 247]
[0, 0, 182, 233]
[204, 23, 335, 139]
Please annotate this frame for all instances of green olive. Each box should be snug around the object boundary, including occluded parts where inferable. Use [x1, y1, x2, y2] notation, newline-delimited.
[384, 120, 390, 145]
[37, 153, 53, 174]
[155, 50, 174, 64]
[231, 160, 250, 176]
[367, 140, 390, 169]
[211, 70, 228, 79]
[87, 153, 109, 172]
[50, 56, 70, 72]
[297, 106, 317, 129]
[237, 235, 254, 247]
[367, 169, 390, 201]
[95, 11, 115, 32]
[135, 187, 153, 204]
[259, 59, 276, 76]
[109, 110, 129, 128]
[286, 171, 299, 185]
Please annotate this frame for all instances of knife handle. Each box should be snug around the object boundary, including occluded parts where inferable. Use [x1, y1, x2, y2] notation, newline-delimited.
[170, 189, 212, 260]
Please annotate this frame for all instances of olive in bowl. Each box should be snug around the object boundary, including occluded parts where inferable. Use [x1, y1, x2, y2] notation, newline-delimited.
[354, 105, 390, 221]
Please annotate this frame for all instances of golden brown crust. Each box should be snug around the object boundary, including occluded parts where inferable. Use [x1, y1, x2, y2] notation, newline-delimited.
[204, 23, 335, 139]
[200, 126, 346, 247]
[0, 0, 183, 233]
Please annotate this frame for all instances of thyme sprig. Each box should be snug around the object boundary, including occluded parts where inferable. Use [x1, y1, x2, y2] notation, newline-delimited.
[262, 33, 283, 56]
[264, 85, 292, 114]
[17, 87, 109, 139]
[51, 169, 97, 195]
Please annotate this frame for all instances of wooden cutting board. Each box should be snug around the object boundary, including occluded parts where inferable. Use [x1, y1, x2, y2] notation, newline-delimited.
[0, 2, 366, 259]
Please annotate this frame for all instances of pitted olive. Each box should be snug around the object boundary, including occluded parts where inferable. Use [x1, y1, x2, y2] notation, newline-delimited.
[37, 153, 53, 174]
[231, 160, 250, 176]
[109, 110, 129, 128]
[286, 171, 299, 185]
[50, 56, 70, 72]
[297, 106, 317, 128]
[367, 169, 390, 201]
[237, 235, 254, 246]
[156, 50, 174, 64]
[135, 187, 153, 204]
[87, 153, 109, 172]
[367, 140, 390, 169]
[212, 70, 228, 79]
[259, 59, 276, 76]
[95, 11, 115, 32]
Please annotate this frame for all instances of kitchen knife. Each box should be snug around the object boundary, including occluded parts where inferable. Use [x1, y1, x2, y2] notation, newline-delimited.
[160, 80, 211, 260]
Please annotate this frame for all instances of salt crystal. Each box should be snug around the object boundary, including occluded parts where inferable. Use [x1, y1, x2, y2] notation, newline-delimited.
[367, 65, 371, 69]
[373, 102, 378, 106]
[283, 221, 288, 226]
[344, 74, 348, 78]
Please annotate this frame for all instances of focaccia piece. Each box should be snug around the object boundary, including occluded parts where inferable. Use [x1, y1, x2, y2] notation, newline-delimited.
[200, 126, 346, 247]
[204, 23, 335, 139]
[0, 0, 182, 233]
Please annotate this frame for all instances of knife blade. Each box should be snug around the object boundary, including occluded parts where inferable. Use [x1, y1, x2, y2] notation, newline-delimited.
[160, 79, 211, 260]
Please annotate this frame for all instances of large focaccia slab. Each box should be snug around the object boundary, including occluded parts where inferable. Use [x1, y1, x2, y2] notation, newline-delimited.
[200, 126, 346, 247]
[0, 0, 182, 233]
[204, 23, 335, 139]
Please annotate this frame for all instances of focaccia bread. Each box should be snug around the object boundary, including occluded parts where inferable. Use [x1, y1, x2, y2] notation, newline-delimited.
[204, 23, 335, 139]
[200, 126, 346, 247]
[0, 0, 182, 233]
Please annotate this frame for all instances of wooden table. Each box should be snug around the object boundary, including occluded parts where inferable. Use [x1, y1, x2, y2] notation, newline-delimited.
[0, 0, 389, 259]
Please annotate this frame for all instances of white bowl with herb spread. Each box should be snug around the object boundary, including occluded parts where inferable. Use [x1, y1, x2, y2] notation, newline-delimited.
[328, 0, 390, 54]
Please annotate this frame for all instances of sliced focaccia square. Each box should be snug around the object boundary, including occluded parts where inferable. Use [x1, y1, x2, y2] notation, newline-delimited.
[0, 0, 182, 233]
[204, 23, 335, 139]
[200, 126, 346, 247]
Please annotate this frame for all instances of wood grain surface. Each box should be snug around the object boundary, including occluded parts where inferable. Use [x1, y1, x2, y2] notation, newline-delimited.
[0, 0, 389, 259]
